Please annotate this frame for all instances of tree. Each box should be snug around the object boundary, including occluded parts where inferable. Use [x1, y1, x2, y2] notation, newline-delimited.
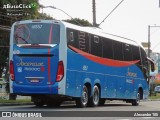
[64, 18, 93, 27]
[0, 0, 53, 100]
[0, 0, 40, 77]
[37, 13, 53, 20]
[0, 0, 52, 77]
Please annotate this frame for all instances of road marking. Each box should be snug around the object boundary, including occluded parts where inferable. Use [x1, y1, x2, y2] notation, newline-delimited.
[142, 117, 156, 119]
[116, 119, 132, 120]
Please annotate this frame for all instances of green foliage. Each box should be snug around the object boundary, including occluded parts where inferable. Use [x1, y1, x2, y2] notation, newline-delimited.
[0, 0, 53, 78]
[0, 99, 32, 103]
[37, 13, 53, 20]
[149, 93, 160, 99]
[64, 18, 93, 26]
[0, 31, 9, 78]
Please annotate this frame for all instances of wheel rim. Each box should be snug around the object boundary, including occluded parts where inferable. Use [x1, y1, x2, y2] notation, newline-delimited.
[82, 87, 88, 105]
[93, 86, 99, 105]
[136, 93, 140, 104]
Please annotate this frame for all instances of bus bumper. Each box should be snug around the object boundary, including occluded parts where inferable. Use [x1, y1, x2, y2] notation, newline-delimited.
[12, 83, 58, 94]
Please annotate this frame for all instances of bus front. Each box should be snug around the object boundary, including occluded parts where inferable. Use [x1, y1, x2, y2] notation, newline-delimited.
[9, 20, 63, 96]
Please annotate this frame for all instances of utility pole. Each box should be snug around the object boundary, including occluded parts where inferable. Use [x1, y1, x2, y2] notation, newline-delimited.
[92, 0, 96, 27]
[148, 25, 150, 58]
[148, 25, 160, 96]
[148, 25, 151, 96]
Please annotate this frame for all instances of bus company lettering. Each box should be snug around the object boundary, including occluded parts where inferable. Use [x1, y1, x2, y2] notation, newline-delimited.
[16, 59, 44, 67]
[127, 68, 137, 77]
[127, 71, 137, 77]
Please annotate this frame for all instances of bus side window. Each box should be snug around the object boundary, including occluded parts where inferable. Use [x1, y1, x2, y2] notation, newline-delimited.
[132, 46, 140, 60]
[140, 48, 147, 66]
[113, 41, 123, 61]
[123, 43, 133, 61]
[90, 35, 102, 57]
[103, 38, 113, 59]
[77, 31, 90, 53]
[132, 45, 141, 66]
[70, 32, 74, 42]
[67, 28, 79, 49]
[94, 36, 99, 43]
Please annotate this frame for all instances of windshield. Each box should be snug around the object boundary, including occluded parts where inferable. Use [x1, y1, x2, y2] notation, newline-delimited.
[14, 23, 60, 44]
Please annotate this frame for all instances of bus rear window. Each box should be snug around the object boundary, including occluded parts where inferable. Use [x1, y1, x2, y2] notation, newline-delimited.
[14, 23, 60, 44]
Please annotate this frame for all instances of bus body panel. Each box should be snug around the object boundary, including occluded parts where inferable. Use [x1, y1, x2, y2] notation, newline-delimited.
[57, 23, 67, 95]
[10, 20, 61, 95]
[66, 48, 149, 99]
[12, 45, 59, 94]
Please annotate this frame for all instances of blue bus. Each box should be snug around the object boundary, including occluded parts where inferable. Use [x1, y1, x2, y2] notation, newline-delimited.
[9, 20, 155, 107]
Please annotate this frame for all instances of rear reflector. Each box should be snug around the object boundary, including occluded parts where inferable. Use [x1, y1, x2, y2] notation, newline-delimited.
[9, 60, 15, 81]
[56, 61, 64, 82]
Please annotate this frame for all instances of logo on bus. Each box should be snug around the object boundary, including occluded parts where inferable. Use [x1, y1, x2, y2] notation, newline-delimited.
[127, 68, 137, 77]
[17, 67, 22, 72]
[16, 59, 44, 67]
[83, 65, 88, 71]
[23, 66, 45, 72]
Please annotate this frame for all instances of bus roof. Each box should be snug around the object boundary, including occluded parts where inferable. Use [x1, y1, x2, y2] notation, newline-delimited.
[61, 20, 143, 47]
[12, 19, 144, 48]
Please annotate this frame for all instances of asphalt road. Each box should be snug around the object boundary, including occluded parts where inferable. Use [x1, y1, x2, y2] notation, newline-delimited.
[0, 100, 159, 120]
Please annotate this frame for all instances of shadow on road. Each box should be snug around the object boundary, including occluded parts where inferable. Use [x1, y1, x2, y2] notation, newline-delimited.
[29, 102, 134, 109]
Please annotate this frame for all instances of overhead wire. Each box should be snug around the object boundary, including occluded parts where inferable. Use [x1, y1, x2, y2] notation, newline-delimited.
[152, 41, 160, 50]
[98, 0, 125, 27]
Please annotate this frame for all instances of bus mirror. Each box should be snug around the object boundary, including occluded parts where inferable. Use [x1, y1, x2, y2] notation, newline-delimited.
[151, 62, 155, 72]
[147, 57, 155, 72]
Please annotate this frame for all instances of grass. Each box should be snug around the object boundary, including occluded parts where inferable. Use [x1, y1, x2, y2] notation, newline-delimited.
[0, 99, 32, 104]
[149, 93, 160, 100]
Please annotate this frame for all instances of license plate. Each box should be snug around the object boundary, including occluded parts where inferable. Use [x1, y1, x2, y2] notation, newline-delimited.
[30, 79, 39, 83]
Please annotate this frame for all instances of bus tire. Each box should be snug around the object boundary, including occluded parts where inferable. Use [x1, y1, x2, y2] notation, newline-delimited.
[46, 101, 62, 107]
[99, 99, 106, 106]
[88, 85, 100, 107]
[76, 85, 89, 108]
[132, 91, 140, 106]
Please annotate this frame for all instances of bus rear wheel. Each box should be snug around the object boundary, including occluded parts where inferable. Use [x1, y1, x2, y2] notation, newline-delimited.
[132, 91, 140, 106]
[76, 85, 89, 108]
[88, 85, 100, 107]
[99, 99, 106, 106]
[32, 96, 44, 107]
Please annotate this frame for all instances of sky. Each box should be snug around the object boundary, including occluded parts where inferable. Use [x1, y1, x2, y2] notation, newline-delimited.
[39, 0, 160, 53]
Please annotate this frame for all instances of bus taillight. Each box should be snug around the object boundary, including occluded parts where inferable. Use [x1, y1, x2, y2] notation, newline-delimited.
[56, 61, 64, 82]
[10, 60, 15, 81]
